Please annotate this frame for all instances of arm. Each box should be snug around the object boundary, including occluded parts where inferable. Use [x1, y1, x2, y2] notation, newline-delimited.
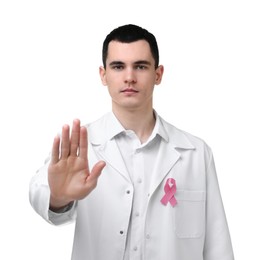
[29, 119, 106, 225]
[203, 150, 234, 260]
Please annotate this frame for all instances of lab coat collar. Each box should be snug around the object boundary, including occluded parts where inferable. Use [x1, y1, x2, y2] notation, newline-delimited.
[87, 111, 196, 185]
[88, 111, 195, 150]
[159, 116, 195, 150]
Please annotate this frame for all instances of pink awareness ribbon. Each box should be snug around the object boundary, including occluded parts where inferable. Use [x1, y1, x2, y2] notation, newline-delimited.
[160, 178, 177, 207]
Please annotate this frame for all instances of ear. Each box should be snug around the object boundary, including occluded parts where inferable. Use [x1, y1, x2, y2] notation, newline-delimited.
[155, 65, 164, 85]
[99, 66, 107, 86]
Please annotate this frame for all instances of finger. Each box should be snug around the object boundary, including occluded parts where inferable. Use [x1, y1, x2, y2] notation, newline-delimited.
[60, 124, 70, 159]
[86, 161, 106, 189]
[51, 135, 60, 164]
[70, 119, 81, 156]
[78, 126, 88, 160]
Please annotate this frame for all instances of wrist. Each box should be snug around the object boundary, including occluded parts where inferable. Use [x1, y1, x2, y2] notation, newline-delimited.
[49, 195, 73, 212]
[49, 201, 74, 213]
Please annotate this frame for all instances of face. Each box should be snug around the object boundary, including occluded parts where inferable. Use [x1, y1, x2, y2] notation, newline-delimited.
[99, 40, 164, 113]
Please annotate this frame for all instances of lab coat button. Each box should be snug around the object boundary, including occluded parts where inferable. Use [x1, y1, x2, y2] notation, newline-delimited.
[120, 230, 124, 235]
[137, 178, 142, 183]
[146, 234, 150, 239]
[133, 246, 138, 251]
[126, 190, 130, 194]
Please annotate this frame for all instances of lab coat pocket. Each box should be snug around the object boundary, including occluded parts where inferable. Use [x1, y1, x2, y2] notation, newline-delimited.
[174, 190, 206, 238]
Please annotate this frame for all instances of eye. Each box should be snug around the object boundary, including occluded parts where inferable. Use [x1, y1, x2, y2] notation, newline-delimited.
[135, 65, 147, 70]
[112, 65, 124, 70]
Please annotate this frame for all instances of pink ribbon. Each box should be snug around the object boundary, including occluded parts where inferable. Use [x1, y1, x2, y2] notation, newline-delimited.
[161, 178, 177, 207]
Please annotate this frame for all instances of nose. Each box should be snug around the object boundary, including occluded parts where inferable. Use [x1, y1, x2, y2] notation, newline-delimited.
[124, 67, 137, 84]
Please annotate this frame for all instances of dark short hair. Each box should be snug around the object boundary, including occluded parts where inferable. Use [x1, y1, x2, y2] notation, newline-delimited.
[102, 24, 159, 69]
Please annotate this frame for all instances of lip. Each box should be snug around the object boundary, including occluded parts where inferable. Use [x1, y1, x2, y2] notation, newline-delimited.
[121, 88, 139, 93]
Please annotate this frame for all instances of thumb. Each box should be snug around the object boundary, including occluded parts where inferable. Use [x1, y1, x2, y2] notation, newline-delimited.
[87, 161, 106, 186]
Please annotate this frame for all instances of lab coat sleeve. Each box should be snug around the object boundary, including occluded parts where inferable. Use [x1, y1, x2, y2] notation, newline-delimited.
[203, 150, 234, 260]
[29, 155, 77, 225]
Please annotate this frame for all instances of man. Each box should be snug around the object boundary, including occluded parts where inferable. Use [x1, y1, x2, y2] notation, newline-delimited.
[29, 24, 234, 260]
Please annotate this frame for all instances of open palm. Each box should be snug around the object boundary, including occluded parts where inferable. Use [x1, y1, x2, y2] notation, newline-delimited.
[48, 119, 105, 210]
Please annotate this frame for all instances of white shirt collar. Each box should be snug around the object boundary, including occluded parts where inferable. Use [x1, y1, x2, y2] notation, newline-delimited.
[107, 110, 169, 143]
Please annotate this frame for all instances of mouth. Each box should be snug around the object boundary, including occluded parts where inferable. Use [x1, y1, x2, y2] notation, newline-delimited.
[121, 88, 139, 93]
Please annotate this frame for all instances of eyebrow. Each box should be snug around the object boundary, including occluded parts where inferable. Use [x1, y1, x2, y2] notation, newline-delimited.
[109, 61, 124, 67]
[108, 60, 152, 67]
[134, 60, 152, 66]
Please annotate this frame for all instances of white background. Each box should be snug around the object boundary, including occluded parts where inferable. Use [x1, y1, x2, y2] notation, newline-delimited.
[0, 0, 256, 259]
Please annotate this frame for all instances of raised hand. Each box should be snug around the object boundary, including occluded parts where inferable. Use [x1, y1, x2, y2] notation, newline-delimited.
[48, 119, 106, 211]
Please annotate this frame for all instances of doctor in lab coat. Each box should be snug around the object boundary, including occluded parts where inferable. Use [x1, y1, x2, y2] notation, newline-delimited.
[29, 24, 234, 260]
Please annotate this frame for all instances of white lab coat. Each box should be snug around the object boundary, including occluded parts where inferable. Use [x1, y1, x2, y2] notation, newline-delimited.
[29, 113, 234, 260]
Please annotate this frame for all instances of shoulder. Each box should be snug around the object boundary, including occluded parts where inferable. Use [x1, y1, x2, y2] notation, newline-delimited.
[84, 112, 113, 144]
[159, 116, 212, 155]
[85, 113, 110, 129]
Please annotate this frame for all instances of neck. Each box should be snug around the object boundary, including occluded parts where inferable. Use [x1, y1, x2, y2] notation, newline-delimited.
[112, 106, 156, 143]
